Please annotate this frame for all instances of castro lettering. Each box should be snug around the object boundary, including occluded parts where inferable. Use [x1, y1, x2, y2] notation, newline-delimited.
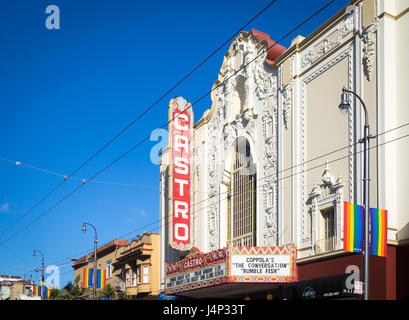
[170, 98, 192, 250]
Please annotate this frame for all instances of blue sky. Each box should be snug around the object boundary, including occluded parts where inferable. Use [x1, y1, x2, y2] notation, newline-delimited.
[0, 0, 349, 288]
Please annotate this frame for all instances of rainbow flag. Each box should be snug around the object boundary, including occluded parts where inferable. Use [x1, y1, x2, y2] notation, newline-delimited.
[82, 268, 106, 288]
[97, 269, 106, 289]
[82, 267, 93, 288]
[44, 287, 51, 299]
[343, 201, 364, 253]
[33, 285, 40, 296]
[370, 208, 388, 257]
[33, 285, 50, 298]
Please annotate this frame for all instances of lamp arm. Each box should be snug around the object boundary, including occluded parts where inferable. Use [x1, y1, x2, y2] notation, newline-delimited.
[342, 87, 369, 127]
[83, 222, 98, 239]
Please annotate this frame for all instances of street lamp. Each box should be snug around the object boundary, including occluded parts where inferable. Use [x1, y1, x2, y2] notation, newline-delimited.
[338, 87, 375, 300]
[32, 249, 45, 300]
[82, 222, 98, 299]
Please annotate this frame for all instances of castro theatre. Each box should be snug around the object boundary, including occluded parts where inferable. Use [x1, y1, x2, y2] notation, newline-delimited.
[159, 0, 409, 300]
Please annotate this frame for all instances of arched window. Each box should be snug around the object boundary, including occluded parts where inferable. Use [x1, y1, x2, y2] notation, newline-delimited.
[227, 138, 256, 246]
[232, 77, 246, 118]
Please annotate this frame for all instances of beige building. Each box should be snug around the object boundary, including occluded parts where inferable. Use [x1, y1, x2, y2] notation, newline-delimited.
[72, 233, 160, 299]
[113, 232, 161, 299]
[0, 275, 34, 300]
[159, 0, 409, 300]
[73, 238, 129, 292]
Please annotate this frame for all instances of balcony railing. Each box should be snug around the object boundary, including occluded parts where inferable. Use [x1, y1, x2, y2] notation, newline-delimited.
[315, 236, 336, 254]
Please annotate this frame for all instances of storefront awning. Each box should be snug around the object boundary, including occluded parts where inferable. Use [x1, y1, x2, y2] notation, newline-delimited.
[168, 282, 282, 299]
[165, 245, 297, 299]
[281, 273, 362, 300]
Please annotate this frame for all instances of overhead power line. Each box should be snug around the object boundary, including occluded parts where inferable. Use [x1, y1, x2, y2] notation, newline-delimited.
[0, 0, 337, 260]
[38, 0, 341, 267]
[49, 112, 409, 268]
[0, 0, 279, 238]
[50, 129, 409, 267]
[0, 240, 32, 269]
[0, 157, 158, 189]
[120, 130, 409, 249]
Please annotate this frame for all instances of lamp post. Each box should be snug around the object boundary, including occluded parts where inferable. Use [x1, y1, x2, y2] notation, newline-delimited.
[32, 249, 45, 300]
[82, 222, 98, 299]
[339, 87, 375, 300]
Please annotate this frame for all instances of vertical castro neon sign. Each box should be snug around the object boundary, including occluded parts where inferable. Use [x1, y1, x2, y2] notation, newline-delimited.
[169, 97, 193, 251]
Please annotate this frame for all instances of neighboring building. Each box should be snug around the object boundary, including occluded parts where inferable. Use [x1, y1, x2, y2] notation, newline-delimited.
[0, 275, 34, 300]
[113, 232, 161, 299]
[72, 233, 160, 299]
[159, 0, 409, 300]
[73, 238, 129, 293]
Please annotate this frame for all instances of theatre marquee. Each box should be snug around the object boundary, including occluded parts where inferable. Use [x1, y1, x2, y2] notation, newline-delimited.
[165, 244, 297, 295]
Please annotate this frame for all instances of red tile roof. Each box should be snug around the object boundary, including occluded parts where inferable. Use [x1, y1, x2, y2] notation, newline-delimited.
[72, 239, 129, 267]
[250, 29, 286, 64]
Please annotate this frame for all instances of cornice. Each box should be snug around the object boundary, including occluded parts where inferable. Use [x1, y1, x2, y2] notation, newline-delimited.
[378, 7, 409, 21]
[296, 249, 350, 265]
[295, 31, 357, 80]
[274, 0, 362, 67]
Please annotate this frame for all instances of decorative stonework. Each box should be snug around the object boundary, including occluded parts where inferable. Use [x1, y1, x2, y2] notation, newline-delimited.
[300, 44, 354, 245]
[196, 30, 281, 249]
[361, 22, 377, 81]
[261, 72, 278, 246]
[281, 83, 292, 130]
[338, 15, 354, 39]
[301, 14, 355, 69]
[308, 161, 344, 254]
[347, 46, 354, 203]
[253, 55, 273, 100]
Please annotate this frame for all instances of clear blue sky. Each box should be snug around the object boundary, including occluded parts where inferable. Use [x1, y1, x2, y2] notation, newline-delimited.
[0, 0, 349, 288]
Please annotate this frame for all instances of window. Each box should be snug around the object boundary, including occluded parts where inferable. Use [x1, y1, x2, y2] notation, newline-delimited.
[227, 139, 256, 246]
[232, 77, 246, 116]
[131, 269, 137, 287]
[143, 265, 149, 284]
[137, 265, 142, 284]
[316, 207, 335, 254]
[125, 270, 130, 288]
[106, 260, 112, 279]
[322, 208, 335, 239]
[117, 278, 125, 291]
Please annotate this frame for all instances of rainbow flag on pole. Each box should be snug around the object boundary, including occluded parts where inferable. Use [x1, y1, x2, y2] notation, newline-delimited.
[82, 268, 93, 288]
[343, 201, 364, 253]
[82, 268, 106, 288]
[43, 287, 51, 299]
[97, 269, 106, 289]
[33, 285, 51, 299]
[33, 285, 40, 297]
[370, 208, 388, 257]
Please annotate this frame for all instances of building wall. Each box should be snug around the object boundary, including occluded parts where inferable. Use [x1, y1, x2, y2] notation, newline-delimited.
[9, 281, 31, 300]
[73, 235, 160, 298]
[73, 247, 120, 289]
[393, 1, 409, 241]
[159, 0, 409, 298]
[115, 233, 161, 298]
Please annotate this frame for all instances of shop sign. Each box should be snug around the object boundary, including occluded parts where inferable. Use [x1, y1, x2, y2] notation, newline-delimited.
[302, 286, 317, 299]
[168, 97, 193, 251]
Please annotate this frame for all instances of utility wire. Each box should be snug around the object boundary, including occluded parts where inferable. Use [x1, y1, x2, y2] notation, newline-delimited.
[49, 122, 409, 268]
[0, 157, 158, 189]
[0, 0, 279, 241]
[0, 240, 32, 268]
[124, 130, 409, 248]
[0, 0, 337, 258]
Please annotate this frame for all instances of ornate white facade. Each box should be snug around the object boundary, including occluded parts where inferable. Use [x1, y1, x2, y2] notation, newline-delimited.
[159, 0, 409, 298]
